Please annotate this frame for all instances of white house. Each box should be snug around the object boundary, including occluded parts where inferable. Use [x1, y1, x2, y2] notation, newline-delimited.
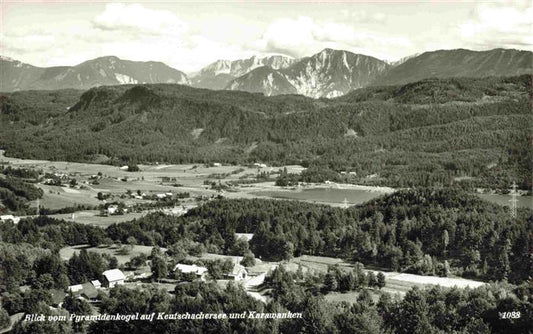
[106, 205, 118, 215]
[235, 233, 254, 242]
[102, 269, 126, 288]
[225, 264, 248, 281]
[213, 163, 222, 167]
[163, 207, 187, 216]
[91, 280, 101, 289]
[173, 264, 208, 281]
[0, 215, 20, 224]
[68, 284, 83, 294]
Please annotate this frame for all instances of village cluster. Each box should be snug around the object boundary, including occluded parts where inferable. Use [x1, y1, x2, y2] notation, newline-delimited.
[47, 254, 269, 311]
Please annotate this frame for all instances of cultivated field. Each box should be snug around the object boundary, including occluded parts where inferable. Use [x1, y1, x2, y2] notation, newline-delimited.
[1, 150, 399, 214]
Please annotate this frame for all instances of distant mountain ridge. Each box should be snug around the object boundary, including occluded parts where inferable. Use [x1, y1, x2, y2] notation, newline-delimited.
[372, 48, 533, 86]
[190, 55, 297, 90]
[0, 56, 189, 92]
[2, 48, 531, 96]
[227, 48, 532, 97]
[226, 49, 391, 98]
[226, 66, 298, 96]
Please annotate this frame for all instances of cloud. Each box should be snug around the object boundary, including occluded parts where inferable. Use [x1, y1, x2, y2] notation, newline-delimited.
[93, 3, 188, 37]
[457, 3, 532, 50]
[250, 16, 410, 59]
[341, 10, 387, 23]
[2, 33, 56, 53]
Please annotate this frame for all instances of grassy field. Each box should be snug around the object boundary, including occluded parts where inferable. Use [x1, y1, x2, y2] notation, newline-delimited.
[35, 184, 101, 209]
[287, 255, 485, 298]
[1, 150, 294, 210]
[59, 244, 164, 265]
[49, 210, 146, 227]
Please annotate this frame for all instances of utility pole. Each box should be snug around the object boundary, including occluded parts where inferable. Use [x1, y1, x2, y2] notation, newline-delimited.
[509, 182, 518, 218]
[342, 198, 349, 209]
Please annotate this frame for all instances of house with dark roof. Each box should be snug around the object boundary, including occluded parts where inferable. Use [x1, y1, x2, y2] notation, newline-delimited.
[50, 289, 66, 307]
[81, 282, 98, 300]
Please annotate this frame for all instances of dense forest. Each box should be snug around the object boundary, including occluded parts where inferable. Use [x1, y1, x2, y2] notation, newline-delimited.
[1, 188, 532, 333]
[12, 275, 531, 334]
[0, 171, 42, 215]
[1, 75, 531, 189]
[2, 189, 530, 286]
[5, 254, 533, 334]
[106, 189, 532, 284]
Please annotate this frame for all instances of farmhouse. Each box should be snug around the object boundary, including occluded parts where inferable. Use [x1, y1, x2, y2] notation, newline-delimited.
[0, 215, 20, 224]
[162, 206, 187, 216]
[174, 264, 208, 281]
[235, 233, 254, 242]
[68, 284, 83, 295]
[102, 269, 126, 288]
[225, 263, 248, 281]
[81, 282, 98, 300]
[91, 280, 101, 289]
[106, 205, 118, 215]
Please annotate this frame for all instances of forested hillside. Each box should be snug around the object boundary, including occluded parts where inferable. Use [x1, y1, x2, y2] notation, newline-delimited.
[1, 75, 531, 188]
[1, 189, 532, 333]
[103, 189, 532, 283]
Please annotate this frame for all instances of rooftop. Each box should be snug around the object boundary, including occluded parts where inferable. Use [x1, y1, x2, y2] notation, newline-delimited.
[174, 264, 208, 275]
[103, 268, 126, 282]
[81, 282, 98, 299]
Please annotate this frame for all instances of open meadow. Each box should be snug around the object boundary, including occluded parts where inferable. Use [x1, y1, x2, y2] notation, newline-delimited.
[289, 255, 485, 300]
[59, 244, 165, 265]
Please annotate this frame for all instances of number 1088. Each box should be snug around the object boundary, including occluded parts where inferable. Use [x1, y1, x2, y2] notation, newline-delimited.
[499, 311, 521, 319]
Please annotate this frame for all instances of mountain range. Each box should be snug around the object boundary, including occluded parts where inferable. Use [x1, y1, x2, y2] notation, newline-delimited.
[372, 48, 533, 86]
[190, 55, 297, 90]
[1, 48, 531, 97]
[227, 49, 390, 98]
[0, 56, 189, 92]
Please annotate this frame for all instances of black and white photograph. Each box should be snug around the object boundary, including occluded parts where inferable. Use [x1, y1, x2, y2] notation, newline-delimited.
[0, 0, 532, 333]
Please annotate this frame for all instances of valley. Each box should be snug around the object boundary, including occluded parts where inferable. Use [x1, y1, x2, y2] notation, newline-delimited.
[2, 2, 532, 332]
[3, 150, 529, 229]
[2, 147, 531, 334]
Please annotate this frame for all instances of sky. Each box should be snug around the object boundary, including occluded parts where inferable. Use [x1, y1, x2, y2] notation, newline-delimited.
[1, 0, 531, 73]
